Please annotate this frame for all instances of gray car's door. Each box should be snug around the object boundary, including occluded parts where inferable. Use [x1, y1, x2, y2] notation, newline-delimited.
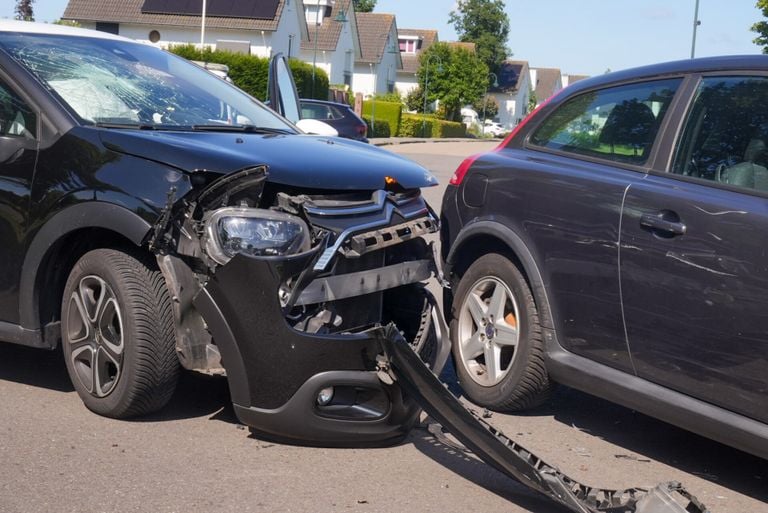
[619, 75, 768, 423]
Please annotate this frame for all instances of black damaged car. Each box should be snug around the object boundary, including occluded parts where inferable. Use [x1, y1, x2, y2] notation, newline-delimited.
[0, 21, 445, 446]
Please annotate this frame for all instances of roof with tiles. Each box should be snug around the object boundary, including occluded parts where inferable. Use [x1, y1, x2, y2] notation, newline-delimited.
[532, 67, 562, 101]
[63, 0, 287, 31]
[397, 28, 438, 74]
[356, 12, 396, 64]
[301, 0, 354, 52]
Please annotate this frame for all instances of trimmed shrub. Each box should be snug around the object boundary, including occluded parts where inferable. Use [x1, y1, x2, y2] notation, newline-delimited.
[362, 100, 402, 137]
[400, 114, 434, 138]
[363, 116, 391, 138]
[400, 113, 467, 138]
[168, 45, 329, 101]
[288, 58, 329, 100]
[433, 119, 467, 138]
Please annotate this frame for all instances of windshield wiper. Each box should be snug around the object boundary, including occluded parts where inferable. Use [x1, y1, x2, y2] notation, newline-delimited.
[191, 124, 293, 134]
[94, 122, 158, 130]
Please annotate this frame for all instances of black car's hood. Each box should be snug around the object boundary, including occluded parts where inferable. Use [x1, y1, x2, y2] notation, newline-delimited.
[98, 129, 438, 190]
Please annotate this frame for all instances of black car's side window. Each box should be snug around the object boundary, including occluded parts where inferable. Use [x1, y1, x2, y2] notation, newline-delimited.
[529, 79, 681, 165]
[672, 76, 768, 192]
[0, 78, 36, 139]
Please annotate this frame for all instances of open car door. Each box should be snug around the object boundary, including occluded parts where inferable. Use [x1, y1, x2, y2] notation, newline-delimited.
[267, 53, 338, 136]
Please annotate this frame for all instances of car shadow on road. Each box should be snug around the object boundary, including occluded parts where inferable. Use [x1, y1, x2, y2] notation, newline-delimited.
[0, 342, 240, 424]
[138, 371, 240, 424]
[408, 426, 569, 513]
[536, 386, 768, 504]
[0, 342, 74, 392]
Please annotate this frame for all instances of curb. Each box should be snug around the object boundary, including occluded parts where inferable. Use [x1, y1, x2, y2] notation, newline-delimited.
[370, 138, 498, 147]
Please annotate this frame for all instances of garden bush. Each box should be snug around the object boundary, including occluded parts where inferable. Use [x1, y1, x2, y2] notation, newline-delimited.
[362, 100, 402, 137]
[363, 117, 391, 138]
[169, 45, 329, 101]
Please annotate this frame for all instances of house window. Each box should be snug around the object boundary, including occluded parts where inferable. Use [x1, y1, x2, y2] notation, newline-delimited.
[148, 30, 161, 43]
[95, 22, 119, 35]
[398, 39, 420, 54]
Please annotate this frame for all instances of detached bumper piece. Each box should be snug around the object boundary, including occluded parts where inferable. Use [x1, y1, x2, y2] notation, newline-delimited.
[193, 250, 425, 447]
[378, 327, 710, 513]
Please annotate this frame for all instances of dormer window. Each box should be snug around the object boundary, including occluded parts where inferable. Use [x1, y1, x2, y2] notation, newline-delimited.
[398, 36, 421, 54]
[304, 0, 333, 25]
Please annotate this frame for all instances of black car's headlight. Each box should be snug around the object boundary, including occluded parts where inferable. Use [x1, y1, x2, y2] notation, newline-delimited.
[203, 207, 311, 265]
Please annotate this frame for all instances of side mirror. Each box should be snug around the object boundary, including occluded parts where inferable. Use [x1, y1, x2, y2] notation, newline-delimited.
[267, 53, 301, 124]
[295, 119, 339, 137]
[0, 136, 27, 164]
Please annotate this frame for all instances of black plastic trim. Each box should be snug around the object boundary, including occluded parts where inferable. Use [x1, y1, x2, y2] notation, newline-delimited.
[235, 370, 419, 447]
[19, 202, 152, 330]
[543, 328, 768, 460]
[192, 287, 251, 407]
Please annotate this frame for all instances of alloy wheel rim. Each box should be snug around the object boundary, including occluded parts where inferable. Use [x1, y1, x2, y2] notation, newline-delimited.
[66, 275, 124, 397]
[457, 277, 520, 387]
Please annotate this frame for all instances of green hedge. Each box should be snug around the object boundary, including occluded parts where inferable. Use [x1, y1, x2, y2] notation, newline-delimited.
[363, 116, 391, 138]
[400, 114, 434, 138]
[433, 119, 467, 138]
[362, 100, 402, 137]
[168, 45, 329, 101]
[400, 114, 467, 138]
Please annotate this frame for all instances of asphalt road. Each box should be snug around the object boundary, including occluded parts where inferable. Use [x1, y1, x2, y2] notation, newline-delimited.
[0, 141, 765, 513]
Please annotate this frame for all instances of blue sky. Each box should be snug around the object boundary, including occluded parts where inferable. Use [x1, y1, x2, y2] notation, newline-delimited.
[7, 0, 765, 76]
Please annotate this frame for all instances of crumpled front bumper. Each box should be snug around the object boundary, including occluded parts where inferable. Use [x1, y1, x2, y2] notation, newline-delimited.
[192, 247, 434, 446]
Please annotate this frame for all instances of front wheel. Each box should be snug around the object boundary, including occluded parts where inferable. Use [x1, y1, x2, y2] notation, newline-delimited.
[450, 253, 552, 411]
[61, 248, 179, 418]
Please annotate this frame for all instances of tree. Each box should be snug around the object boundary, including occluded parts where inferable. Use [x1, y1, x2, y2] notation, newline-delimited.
[353, 0, 376, 13]
[14, 0, 34, 21]
[417, 43, 489, 121]
[449, 0, 509, 73]
[473, 95, 499, 119]
[752, 0, 768, 53]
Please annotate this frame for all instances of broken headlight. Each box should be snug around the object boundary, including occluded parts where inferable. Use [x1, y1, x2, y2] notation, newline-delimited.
[204, 207, 311, 265]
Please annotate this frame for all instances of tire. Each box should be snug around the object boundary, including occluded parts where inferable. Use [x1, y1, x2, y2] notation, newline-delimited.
[450, 253, 552, 411]
[61, 248, 179, 418]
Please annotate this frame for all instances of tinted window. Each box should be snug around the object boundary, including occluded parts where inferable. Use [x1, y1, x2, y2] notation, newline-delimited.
[530, 79, 681, 165]
[672, 76, 768, 193]
[0, 79, 36, 139]
[301, 103, 334, 120]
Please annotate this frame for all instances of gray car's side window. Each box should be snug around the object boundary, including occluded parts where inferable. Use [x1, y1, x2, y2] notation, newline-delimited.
[671, 76, 768, 192]
[0, 78, 36, 139]
[529, 79, 681, 165]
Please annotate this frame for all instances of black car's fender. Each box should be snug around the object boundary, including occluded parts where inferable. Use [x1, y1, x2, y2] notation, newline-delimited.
[19, 202, 153, 336]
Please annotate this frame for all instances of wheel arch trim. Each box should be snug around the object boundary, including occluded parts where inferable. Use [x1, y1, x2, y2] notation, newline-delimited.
[19, 202, 153, 330]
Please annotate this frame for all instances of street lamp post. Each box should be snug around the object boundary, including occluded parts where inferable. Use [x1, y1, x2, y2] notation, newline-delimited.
[481, 72, 498, 137]
[200, 0, 207, 49]
[691, 0, 701, 58]
[421, 53, 443, 138]
[311, 1, 321, 98]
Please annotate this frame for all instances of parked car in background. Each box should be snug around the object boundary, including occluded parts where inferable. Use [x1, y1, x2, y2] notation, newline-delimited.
[482, 119, 506, 138]
[0, 21, 442, 446]
[441, 55, 768, 459]
[300, 98, 368, 142]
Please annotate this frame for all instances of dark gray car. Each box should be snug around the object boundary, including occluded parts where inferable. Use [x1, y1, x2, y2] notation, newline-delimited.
[440, 55, 768, 459]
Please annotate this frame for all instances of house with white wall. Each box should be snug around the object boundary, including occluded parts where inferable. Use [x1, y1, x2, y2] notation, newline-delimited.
[353, 13, 402, 98]
[63, 0, 308, 59]
[395, 29, 438, 96]
[298, 0, 360, 87]
[489, 60, 531, 129]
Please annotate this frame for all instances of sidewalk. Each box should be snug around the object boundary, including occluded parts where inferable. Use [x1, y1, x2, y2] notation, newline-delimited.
[370, 137, 497, 147]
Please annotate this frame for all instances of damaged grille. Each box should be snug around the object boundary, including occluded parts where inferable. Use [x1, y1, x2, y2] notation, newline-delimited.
[283, 189, 439, 334]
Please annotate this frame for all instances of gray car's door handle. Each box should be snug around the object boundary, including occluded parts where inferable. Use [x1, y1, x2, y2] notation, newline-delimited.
[640, 212, 687, 236]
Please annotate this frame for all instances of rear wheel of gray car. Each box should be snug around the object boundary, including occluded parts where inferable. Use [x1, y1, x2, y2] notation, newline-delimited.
[61, 248, 179, 418]
[450, 253, 552, 411]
